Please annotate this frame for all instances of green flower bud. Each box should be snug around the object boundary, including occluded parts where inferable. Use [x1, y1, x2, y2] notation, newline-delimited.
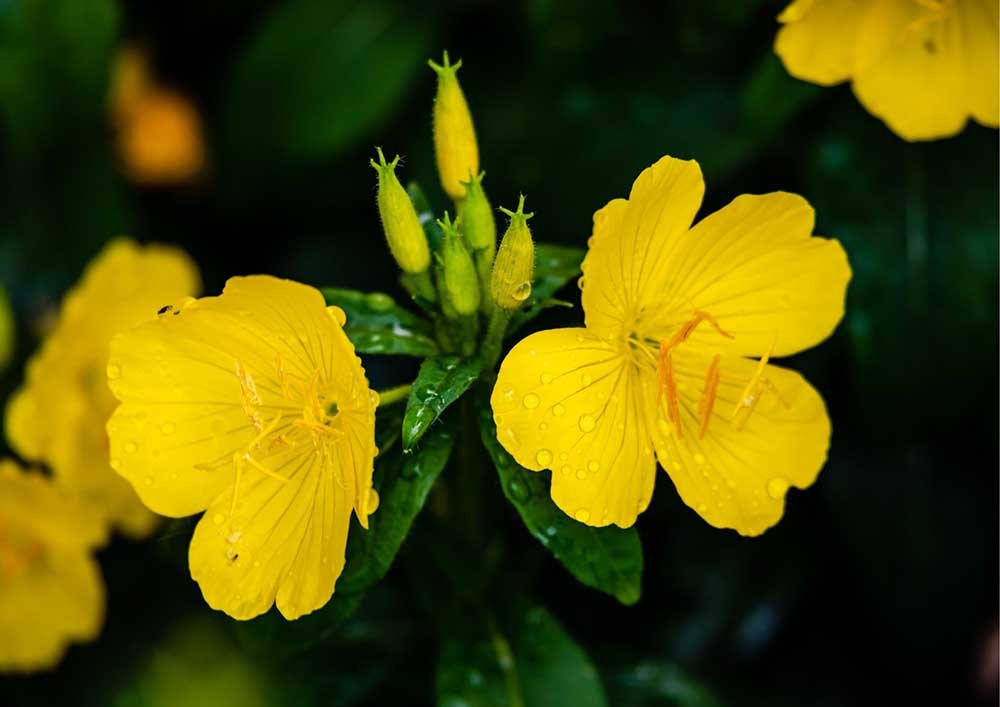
[438, 213, 480, 317]
[429, 52, 479, 201]
[491, 195, 535, 311]
[459, 172, 496, 253]
[370, 147, 431, 275]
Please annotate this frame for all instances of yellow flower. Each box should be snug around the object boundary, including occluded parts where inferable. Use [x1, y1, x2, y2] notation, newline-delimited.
[775, 0, 999, 141]
[109, 46, 206, 184]
[105, 276, 379, 620]
[490, 156, 851, 537]
[6, 238, 200, 538]
[0, 460, 107, 672]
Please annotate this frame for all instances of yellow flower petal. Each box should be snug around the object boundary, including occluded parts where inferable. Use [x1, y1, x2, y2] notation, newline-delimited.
[961, 0, 999, 128]
[581, 156, 705, 338]
[108, 276, 377, 620]
[189, 445, 353, 620]
[653, 351, 830, 537]
[638, 192, 851, 358]
[0, 461, 105, 672]
[853, 0, 968, 140]
[775, 0, 866, 86]
[5, 238, 199, 537]
[491, 328, 657, 528]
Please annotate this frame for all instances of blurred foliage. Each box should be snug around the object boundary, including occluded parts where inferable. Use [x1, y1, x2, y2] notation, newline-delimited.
[0, 0, 996, 706]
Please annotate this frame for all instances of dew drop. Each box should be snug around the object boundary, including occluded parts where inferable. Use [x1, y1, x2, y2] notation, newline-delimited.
[143, 476, 154, 486]
[369, 390, 381, 407]
[558, 452, 568, 461]
[697, 503, 708, 513]
[539, 372, 553, 384]
[767, 476, 789, 499]
[578, 415, 596, 432]
[326, 305, 347, 326]
[366, 488, 381, 514]
[512, 282, 532, 301]
[560, 465, 572, 476]
[212, 514, 226, 526]
[538, 422, 548, 431]
[694, 453, 706, 465]
[161, 422, 176, 435]
[551, 403, 565, 417]
[366, 292, 394, 311]
[574, 508, 591, 523]
[522, 393, 540, 409]
[109, 458, 121, 471]
[535, 449, 553, 466]
[575, 468, 587, 480]
[124, 441, 138, 454]
[106, 363, 121, 380]
[581, 374, 592, 386]
[577, 276, 586, 290]
[588, 460, 600, 472]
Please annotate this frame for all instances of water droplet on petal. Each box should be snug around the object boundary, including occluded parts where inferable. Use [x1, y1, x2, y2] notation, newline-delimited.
[551, 404, 565, 418]
[540, 372, 553, 384]
[366, 487, 380, 514]
[109, 458, 121, 471]
[574, 508, 591, 523]
[767, 477, 789, 499]
[577, 276, 586, 290]
[106, 363, 121, 380]
[575, 468, 587, 480]
[694, 453, 706, 465]
[124, 441, 138, 454]
[560, 465, 572, 476]
[369, 390, 381, 407]
[581, 374, 592, 386]
[522, 393, 540, 409]
[578, 415, 595, 432]
[535, 449, 553, 466]
[143, 476, 154, 486]
[161, 422, 176, 435]
[697, 503, 708, 513]
[588, 460, 599, 472]
[212, 513, 225, 525]
[326, 305, 347, 326]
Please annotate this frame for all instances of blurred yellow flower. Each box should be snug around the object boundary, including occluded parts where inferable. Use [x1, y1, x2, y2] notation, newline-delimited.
[106, 276, 379, 620]
[775, 0, 999, 140]
[0, 460, 107, 672]
[109, 45, 206, 184]
[6, 238, 200, 538]
[491, 156, 851, 537]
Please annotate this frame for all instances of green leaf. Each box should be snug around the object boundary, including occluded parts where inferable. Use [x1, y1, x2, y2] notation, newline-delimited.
[220, 0, 433, 172]
[322, 287, 439, 356]
[403, 355, 482, 450]
[606, 661, 723, 707]
[436, 602, 607, 707]
[479, 406, 643, 605]
[508, 244, 586, 334]
[234, 417, 455, 658]
[337, 417, 456, 594]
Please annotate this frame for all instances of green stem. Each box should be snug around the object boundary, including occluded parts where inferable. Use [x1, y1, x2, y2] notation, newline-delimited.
[479, 307, 510, 369]
[401, 269, 437, 302]
[376, 384, 412, 406]
[487, 615, 525, 707]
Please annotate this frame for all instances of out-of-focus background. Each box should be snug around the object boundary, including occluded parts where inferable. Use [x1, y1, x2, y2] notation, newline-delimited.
[0, 0, 997, 705]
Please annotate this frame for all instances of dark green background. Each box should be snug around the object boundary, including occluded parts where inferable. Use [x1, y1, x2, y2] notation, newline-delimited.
[0, 0, 997, 705]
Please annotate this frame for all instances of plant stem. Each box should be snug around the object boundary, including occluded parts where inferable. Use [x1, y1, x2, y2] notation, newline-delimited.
[479, 307, 509, 369]
[376, 383, 412, 406]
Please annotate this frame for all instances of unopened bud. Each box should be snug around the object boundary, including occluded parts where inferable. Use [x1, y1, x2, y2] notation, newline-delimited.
[429, 52, 479, 201]
[438, 213, 480, 316]
[370, 147, 431, 274]
[491, 195, 535, 311]
[459, 172, 495, 253]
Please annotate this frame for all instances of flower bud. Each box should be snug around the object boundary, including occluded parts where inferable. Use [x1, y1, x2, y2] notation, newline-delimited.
[370, 147, 431, 275]
[459, 171, 496, 253]
[491, 195, 535, 311]
[438, 213, 480, 317]
[429, 52, 479, 201]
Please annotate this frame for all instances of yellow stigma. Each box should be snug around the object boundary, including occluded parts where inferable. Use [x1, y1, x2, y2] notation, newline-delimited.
[429, 51, 479, 201]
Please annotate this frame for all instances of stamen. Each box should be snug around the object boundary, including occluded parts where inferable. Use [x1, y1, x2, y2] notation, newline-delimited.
[244, 454, 290, 483]
[697, 354, 721, 439]
[731, 336, 777, 430]
[235, 360, 263, 432]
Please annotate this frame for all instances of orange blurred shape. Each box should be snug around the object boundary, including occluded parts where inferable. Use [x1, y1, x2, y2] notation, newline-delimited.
[109, 46, 205, 185]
